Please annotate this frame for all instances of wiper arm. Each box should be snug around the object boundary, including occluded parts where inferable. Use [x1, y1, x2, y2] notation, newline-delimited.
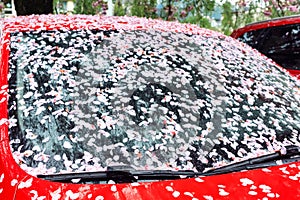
[202, 145, 300, 176]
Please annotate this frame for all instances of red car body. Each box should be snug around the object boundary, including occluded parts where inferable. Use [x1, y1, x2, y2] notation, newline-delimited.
[231, 15, 300, 79]
[0, 15, 300, 200]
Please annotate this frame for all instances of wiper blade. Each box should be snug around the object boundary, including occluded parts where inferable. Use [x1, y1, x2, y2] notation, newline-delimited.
[202, 145, 300, 176]
[37, 165, 201, 184]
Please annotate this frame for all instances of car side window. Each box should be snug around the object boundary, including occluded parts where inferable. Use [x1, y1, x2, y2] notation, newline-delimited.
[238, 24, 300, 70]
[259, 24, 300, 70]
[237, 28, 266, 50]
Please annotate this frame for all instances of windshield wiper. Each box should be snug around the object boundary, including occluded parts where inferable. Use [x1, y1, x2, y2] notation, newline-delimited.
[202, 145, 300, 176]
[37, 165, 199, 183]
[37, 145, 300, 183]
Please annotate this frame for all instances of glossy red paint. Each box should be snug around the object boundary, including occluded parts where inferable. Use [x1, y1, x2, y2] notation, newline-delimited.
[230, 15, 300, 79]
[288, 69, 300, 79]
[1, 159, 300, 199]
[1, 15, 300, 200]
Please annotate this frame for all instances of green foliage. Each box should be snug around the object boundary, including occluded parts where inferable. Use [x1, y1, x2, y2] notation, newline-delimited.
[221, 1, 234, 36]
[220, 0, 300, 35]
[180, 15, 212, 30]
[264, 0, 300, 18]
[221, 1, 258, 35]
[53, 0, 59, 13]
[156, 0, 216, 29]
[131, 0, 157, 18]
[113, 0, 126, 16]
[74, 0, 98, 14]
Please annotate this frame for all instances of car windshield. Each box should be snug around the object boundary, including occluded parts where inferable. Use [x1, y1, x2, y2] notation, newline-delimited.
[8, 29, 300, 176]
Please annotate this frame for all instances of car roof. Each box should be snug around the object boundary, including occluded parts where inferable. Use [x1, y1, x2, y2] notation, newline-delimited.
[231, 14, 300, 38]
[0, 14, 213, 36]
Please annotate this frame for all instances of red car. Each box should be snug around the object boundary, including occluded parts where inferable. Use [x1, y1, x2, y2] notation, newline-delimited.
[231, 15, 300, 79]
[1, 15, 300, 199]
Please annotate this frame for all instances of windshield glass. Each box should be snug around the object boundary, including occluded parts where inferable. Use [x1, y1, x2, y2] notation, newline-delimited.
[8, 29, 300, 176]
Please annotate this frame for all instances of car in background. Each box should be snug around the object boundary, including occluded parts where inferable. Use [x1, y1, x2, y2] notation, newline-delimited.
[1, 15, 300, 199]
[231, 15, 300, 79]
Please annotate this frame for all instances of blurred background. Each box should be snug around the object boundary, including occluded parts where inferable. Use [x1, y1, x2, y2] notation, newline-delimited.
[0, 0, 299, 35]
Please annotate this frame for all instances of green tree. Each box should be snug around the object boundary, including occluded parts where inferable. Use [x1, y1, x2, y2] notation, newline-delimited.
[220, 0, 300, 35]
[263, 0, 300, 17]
[158, 0, 216, 29]
[75, 0, 97, 14]
[221, 1, 257, 35]
[75, 0, 108, 15]
[131, 0, 157, 18]
[113, 0, 126, 16]
[220, 2, 234, 35]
